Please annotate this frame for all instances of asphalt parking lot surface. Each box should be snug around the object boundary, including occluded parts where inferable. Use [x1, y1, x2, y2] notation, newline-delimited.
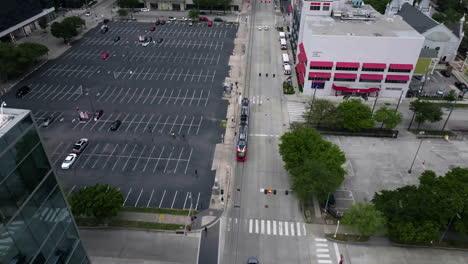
[3, 21, 238, 210]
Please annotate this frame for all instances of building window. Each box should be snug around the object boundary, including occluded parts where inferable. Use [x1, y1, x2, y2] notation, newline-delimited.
[310, 66, 332, 70]
[385, 80, 408, 84]
[335, 67, 359, 71]
[309, 77, 330, 81]
[334, 78, 356, 82]
[323, 5, 330, 11]
[388, 68, 411, 73]
[310, 4, 320, 10]
[359, 79, 381, 83]
[312, 82, 325, 89]
[362, 67, 385, 72]
[386, 87, 403, 91]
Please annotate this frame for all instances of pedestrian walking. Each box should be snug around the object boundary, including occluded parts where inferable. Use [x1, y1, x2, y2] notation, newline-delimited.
[182, 134, 185, 140]
[148, 126, 152, 133]
[204, 226, 208, 236]
[195, 169, 198, 175]
[171, 132, 175, 138]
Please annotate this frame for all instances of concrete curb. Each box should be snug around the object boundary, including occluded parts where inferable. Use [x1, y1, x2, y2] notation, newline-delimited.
[78, 226, 187, 234]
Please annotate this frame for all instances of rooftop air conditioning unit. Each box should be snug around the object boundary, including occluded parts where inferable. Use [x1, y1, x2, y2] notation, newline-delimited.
[352, 0, 363, 8]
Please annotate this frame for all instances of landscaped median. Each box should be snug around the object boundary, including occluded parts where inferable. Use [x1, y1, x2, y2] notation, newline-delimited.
[75, 207, 197, 231]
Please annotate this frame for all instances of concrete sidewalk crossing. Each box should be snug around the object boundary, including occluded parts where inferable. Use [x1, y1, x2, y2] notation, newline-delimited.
[226, 217, 307, 237]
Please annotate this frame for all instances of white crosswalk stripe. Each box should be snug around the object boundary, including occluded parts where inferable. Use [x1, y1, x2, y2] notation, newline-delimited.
[228, 218, 307, 237]
[287, 101, 306, 123]
[317, 248, 329, 253]
[315, 237, 332, 264]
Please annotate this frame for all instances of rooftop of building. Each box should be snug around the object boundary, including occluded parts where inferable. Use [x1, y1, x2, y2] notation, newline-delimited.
[0, 107, 30, 138]
[397, 2, 439, 34]
[304, 3, 422, 38]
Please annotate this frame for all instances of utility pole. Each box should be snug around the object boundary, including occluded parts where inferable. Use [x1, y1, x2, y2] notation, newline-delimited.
[408, 134, 424, 173]
[441, 100, 456, 131]
[395, 90, 404, 112]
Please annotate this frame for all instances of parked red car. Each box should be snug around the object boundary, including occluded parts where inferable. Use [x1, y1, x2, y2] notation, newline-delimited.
[207, 21, 213, 27]
[199, 17, 209, 21]
[149, 26, 156, 31]
[101, 52, 110, 59]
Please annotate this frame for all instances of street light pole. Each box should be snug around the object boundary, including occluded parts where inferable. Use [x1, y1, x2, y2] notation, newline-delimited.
[184, 193, 193, 235]
[395, 90, 404, 112]
[441, 100, 456, 131]
[408, 138, 424, 173]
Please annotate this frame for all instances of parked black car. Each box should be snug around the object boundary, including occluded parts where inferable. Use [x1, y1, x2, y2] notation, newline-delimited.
[455, 81, 468, 92]
[114, 36, 120, 42]
[110, 120, 122, 131]
[16, 86, 30, 98]
[441, 70, 451, 77]
[214, 17, 223, 22]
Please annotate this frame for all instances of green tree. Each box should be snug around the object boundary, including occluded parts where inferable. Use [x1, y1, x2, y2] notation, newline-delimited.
[63, 16, 86, 30]
[341, 202, 386, 238]
[188, 9, 200, 19]
[0, 42, 48, 79]
[373, 106, 403, 129]
[38, 17, 48, 30]
[219, 0, 232, 13]
[336, 99, 375, 131]
[279, 127, 346, 201]
[116, 0, 140, 8]
[443, 90, 457, 102]
[118, 9, 128, 17]
[69, 184, 124, 222]
[51, 21, 78, 43]
[363, 0, 390, 14]
[289, 158, 345, 201]
[279, 127, 346, 172]
[304, 99, 337, 128]
[409, 100, 443, 129]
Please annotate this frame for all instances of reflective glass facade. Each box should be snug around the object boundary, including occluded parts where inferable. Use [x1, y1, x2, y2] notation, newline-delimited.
[0, 110, 89, 264]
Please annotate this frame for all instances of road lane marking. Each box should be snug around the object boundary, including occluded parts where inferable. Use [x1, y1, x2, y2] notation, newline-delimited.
[296, 222, 301, 236]
[278, 221, 283, 236]
[317, 248, 329, 253]
[315, 238, 327, 242]
[290, 222, 295, 236]
[249, 219, 253, 233]
[255, 219, 259, 234]
[317, 254, 330, 258]
[261, 220, 264, 234]
[284, 222, 289, 236]
[318, 260, 332, 264]
[333, 243, 341, 263]
[273, 221, 276, 235]
[316, 243, 328, 247]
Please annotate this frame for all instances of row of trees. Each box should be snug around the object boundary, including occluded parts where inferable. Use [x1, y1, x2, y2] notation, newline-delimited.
[373, 168, 468, 243]
[279, 127, 346, 201]
[338, 167, 468, 243]
[304, 99, 403, 132]
[51, 16, 86, 43]
[0, 42, 49, 79]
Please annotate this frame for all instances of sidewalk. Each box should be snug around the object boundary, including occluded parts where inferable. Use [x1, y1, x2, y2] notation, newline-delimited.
[116, 211, 190, 226]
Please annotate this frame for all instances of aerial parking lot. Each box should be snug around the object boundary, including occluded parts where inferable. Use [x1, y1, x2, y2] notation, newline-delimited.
[3, 20, 238, 210]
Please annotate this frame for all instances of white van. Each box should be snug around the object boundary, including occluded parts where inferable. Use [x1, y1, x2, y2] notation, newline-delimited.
[283, 64, 291, 75]
[280, 38, 287, 50]
[279, 32, 286, 39]
[282, 54, 290, 65]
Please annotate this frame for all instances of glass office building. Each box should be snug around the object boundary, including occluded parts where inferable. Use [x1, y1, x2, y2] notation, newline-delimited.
[0, 108, 89, 264]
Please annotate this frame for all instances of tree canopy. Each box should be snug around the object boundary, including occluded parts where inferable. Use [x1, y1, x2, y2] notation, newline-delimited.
[373, 106, 403, 129]
[336, 99, 375, 131]
[69, 184, 124, 222]
[372, 168, 468, 242]
[341, 202, 386, 237]
[188, 9, 200, 19]
[51, 20, 78, 43]
[116, 0, 140, 8]
[409, 100, 443, 129]
[0, 42, 48, 79]
[279, 127, 346, 200]
[304, 99, 337, 128]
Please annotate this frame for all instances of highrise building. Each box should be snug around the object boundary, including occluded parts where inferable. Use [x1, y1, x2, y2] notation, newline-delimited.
[0, 108, 89, 264]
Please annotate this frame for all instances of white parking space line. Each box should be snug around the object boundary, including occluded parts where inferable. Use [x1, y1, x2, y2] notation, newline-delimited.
[143, 145, 156, 172]
[184, 148, 193, 174]
[158, 190, 166, 208]
[163, 147, 174, 173]
[112, 144, 128, 171]
[183, 192, 189, 209]
[91, 143, 109, 168]
[103, 144, 119, 169]
[147, 189, 154, 207]
[123, 188, 132, 206]
[80, 144, 101, 168]
[66, 185, 76, 198]
[132, 145, 147, 171]
[171, 191, 178, 209]
[134, 189, 143, 207]
[153, 146, 166, 173]
[173, 147, 184, 174]
[194, 192, 200, 210]
[122, 144, 138, 171]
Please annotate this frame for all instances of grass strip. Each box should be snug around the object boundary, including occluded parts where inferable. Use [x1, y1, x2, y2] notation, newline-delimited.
[325, 233, 369, 242]
[76, 218, 184, 231]
[121, 206, 198, 216]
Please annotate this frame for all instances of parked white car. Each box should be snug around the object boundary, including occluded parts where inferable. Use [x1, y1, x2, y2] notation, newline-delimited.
[61, 154, 77, 170]
[141, 8, 150, 12]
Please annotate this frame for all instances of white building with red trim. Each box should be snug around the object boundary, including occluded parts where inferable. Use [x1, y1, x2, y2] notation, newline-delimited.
[292, 0, 425, 98]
